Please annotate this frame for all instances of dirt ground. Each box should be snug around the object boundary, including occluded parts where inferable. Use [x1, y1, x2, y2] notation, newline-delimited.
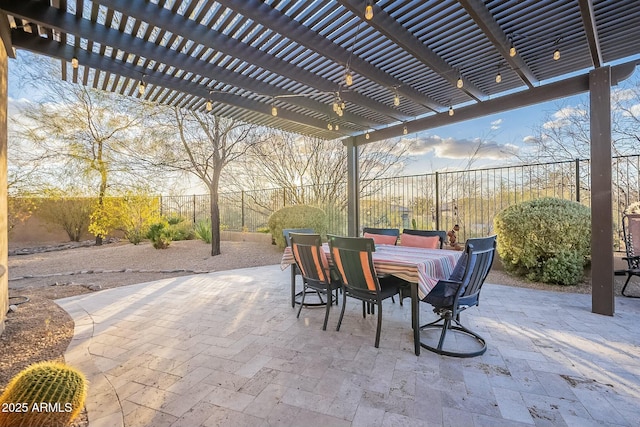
[1, 238, 638, 426]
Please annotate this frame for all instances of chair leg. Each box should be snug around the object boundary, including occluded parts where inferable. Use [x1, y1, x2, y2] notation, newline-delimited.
[322, 288, 332, 331]
[296, 284, 307, 319]
[374, 301, 382, 348]
[337, 289, 347, 331]
[621, 274, 640, 297]
[419, 313, 487, 358]
[362, 301, 366, 318]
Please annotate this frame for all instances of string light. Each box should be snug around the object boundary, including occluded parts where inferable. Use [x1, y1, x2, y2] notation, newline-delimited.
[327, 123, 333, 130]
[206, 91, 213, 111]
[335, 124, 339, 131]
[495, 72, 502, 83]
[344, 70, 353, 86]
[403, 125, 408, 135]
[71, 56, 79, 69]
[449, 105, 454, 116]
[365, 131, 370, 139]
[364, 1, 374, 20]
[553, 48, 560, 61]
[138, 78, 146, 95]
[509, 44, 517, 57]
[271, 105, 278, 116]
[393, 91, 400, 107]
[456, 76, 463, 89]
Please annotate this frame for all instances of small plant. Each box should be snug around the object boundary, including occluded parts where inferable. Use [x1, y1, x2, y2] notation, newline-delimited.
[0, 361, 87, 427]
[494, 197, 591, 286]
[166, 217, 196, 241]
[268, 205, 327, 249]
[194, 219, 212, 243]
[411, 218, 418, 229]
[147, 221, 172, 249]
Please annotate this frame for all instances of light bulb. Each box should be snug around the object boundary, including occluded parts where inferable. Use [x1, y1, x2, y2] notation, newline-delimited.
[365, 4, 373, 20]
[509, 45, 516, 57]
[553, 49, 560, 61]
[495, 73, 502, 83]
[403, 126, 408, 135]
[393, 93, 400, 107]
[456, 77, 463, 89]
[335, 124, 339, 130]
[138, 81, 145, 95]
[271, 106, 278, 116]
[71, 57, 79, 69]
[365, 132, 370, 140]
[449, 106, 454, 116]
[206, 100, 212, 111]
[327, 123, 333, 130]
[333, 101, 339, 113]
[345, 71, 353, 86]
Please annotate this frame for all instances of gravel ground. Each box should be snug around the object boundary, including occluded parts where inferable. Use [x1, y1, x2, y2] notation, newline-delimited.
[2, 238, 638, 427]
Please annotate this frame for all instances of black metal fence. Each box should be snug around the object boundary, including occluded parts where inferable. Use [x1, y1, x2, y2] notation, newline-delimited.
[160, 154, 640, 244]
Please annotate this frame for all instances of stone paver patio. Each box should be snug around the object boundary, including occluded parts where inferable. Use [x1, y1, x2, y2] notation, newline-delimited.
[56, 265, 640, 427]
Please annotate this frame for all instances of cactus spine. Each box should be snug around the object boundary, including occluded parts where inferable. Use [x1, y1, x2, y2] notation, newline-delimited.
[0, 361, 88, 427]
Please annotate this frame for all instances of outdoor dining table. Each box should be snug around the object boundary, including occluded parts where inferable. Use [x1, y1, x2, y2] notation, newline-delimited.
[281, 243, 462, 355]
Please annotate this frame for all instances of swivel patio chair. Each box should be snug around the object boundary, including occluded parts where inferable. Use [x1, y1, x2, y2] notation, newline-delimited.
[419, 235, 497, 357]
[617, 213, 640, 298]
[282, 228, 319, 307]
[401, 229, 447, 249]
[328, 235, 401, 348]
[289, 233, 341, 330]
[362, 227, 400, 245]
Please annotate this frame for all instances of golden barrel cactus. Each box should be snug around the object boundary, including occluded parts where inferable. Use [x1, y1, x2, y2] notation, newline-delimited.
[0, 361, 88, 427]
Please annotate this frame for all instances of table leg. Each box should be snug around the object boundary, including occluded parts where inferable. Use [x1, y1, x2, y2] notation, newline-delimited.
[412, 282, 420, 356]
[291, 264, 297, 308]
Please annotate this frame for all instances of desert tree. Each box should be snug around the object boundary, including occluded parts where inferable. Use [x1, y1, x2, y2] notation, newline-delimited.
[149, 107, 266, 256]
[9, 53, 157, 244]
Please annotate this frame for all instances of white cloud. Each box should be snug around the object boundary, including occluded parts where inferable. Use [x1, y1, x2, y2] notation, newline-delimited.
[612, 88, 635, 102]
[409, 134, 518, 160]
[490, 118, 502, 130]
[621, 103, 640, 117]
[522, 135, 537, 144]
[542, 106, 586, 130]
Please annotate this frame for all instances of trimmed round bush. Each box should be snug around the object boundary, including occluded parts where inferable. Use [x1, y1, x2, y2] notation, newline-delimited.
[268, 205, 327, 249]
[493, 197, 591, 286]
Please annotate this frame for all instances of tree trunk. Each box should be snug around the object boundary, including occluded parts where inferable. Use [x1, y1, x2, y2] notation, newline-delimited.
[95, 143, 108, 246]
[209, 184, 221, 256]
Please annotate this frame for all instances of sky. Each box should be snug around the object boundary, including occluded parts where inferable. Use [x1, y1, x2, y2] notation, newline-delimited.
[7, 50, 640, 187]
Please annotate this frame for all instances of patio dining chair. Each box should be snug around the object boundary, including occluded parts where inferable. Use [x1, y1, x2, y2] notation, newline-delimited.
[289, 233, 341, 330]
[401, 229, 447, 249]
[283, 228, 319, 307]
[419, 235, 496, 357]
[616, 213, 640, 298]
[328, 235, 402, 348]
[362, 227, 400, 246]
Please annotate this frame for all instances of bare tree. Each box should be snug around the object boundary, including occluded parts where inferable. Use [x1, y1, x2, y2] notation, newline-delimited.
[150, 107, 266, 255]
[229, 131, 415, 211]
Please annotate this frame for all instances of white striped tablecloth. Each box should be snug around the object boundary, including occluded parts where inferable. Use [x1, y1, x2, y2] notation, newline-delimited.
[281, 243, 462, 300]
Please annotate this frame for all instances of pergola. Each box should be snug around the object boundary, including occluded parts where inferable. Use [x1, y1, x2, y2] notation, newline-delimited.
[1, 1, 640, 328]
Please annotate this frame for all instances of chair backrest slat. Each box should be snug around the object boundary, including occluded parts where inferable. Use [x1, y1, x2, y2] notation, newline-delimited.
[290, 233, 329, 285]
[329, 235, 379, 292]
[459, 236, 497, 299]
[283, 228, 315, 247]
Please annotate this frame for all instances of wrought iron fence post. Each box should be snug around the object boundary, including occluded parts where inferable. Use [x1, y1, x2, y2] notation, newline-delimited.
[192, 194, 196, 224]
[435, 171, 440, 230]
[241, 190, 245, 228]
[159, 195, 163, 217]
[575, 158, 581, 202]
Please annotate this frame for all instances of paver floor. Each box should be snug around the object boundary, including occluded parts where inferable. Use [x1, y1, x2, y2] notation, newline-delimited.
[56, 265, 640, 427]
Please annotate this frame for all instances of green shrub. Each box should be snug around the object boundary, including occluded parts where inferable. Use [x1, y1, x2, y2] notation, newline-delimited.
[147, 221, 172, 249]
[166, 217, 195, 241]
[0, 361, 87, 427]
[494, 197, 591, 286]
[268, 205, 327, 249]
[194, 219, 212, 243]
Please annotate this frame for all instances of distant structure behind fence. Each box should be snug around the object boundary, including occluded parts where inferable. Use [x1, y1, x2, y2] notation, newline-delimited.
[160, 154, 640, 245]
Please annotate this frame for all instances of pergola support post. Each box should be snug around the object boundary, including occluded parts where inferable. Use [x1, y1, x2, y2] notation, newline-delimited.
[346, 137, 359, 237]
[590, 65, 614, 316]
[0, 26, 8, 334]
